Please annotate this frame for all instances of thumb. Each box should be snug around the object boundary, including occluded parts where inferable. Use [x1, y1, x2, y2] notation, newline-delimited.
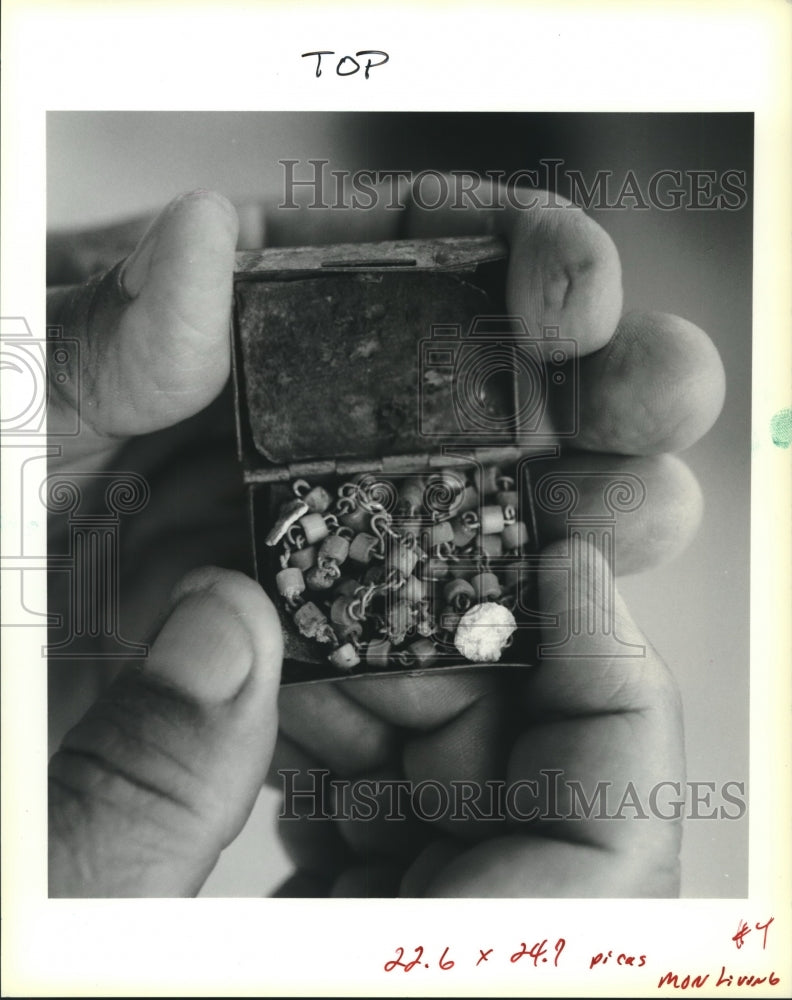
[48, 567, 283, 897]
[47, 190, 238, 457]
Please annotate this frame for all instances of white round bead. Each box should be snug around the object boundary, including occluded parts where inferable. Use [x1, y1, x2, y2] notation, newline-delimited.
[454, 602, 517, 663]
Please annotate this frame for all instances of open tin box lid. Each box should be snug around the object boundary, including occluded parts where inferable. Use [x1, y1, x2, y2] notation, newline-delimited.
[230, 236, 552, 684]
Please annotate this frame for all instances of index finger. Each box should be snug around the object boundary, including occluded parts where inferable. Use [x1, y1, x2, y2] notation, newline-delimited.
[402, 180, 623, 357]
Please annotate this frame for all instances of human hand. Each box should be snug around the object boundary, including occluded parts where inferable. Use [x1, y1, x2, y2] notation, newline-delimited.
[47, 193, 284, 896]
[273, 539, 684, 897]
[46, 184, 724, 897]
[266, 181, 725, 896]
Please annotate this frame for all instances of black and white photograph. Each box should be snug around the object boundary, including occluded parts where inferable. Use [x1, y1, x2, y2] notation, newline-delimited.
[2, 3, 789, 996]
[44, 111, 751, 900]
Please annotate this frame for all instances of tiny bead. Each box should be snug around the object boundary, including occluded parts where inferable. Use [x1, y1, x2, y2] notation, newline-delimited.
[473, 465, 502, 497]
[364, 563, 387, 585]
[335, 620, 363, 642]
[402, 576, 425, 603]
[430, 520, 454, 546]
[276, 566, 305, 600]
[289, 545, 317, 571]
[437, 467, 466, 490]
[470, 571, 502, 602]
[480, 533, 503, 558]
[496, 489, 519, 510]
[454, 602, 516, 662]
[349, 531, 379, 564]
[388, 541, 419, 577]
[300, 512, 330, 545]
[303, 484, 332, 513]
[329, 593, 364, 640]
[502, 521, 529, 551]
[334, 577, 359, 597]
[305, 564, 339, 590]
[366, 638, 392, 669]
[423, 555, 450, 580]
[443, 577, 475, 606]
[330, 643, 360, 671]
[398, 478, 425, 514]
[451, 516, 478, 548]
[456, 485, 480, 514]
[394, 517, 422, 543]
[294, 601, 332, 640]
[409, 637, 437, 667]
[416, 609, 436, 637]
[330, 595, 359, 628]
[339, 506, 370, 532]
[265, 498, 310, 546]
[319, 533, 350, 565]
[479, 505, 505, 535]
[385, 599, 413, 641]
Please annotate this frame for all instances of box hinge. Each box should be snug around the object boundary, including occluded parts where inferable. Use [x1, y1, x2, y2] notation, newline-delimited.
[243, 444, 544, 485]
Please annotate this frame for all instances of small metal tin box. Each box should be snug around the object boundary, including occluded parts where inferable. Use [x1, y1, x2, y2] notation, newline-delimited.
[231, 236, 564, 685]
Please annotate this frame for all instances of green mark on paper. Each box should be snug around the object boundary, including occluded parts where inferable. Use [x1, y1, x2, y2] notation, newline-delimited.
[770, 408, 792, 448]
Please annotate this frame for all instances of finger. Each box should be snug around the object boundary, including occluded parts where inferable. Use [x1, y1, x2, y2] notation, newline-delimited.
[48, 567, 282, 897]
[47, 199, 266, 287]
[508, 539, 684, 857]
[506, 197, 623, 358]
[272, 871, 331, 897]
[277, 683, 398, 777]
[568, 311, 726, 455]
[47, 190, 239, 456]
[344, 676, 516, 844]
[400, 686, 514, 842]
[399, 839, 463, 896]
[47, 215, 154, 286]
[421, 835, 677, 898]
[109, 395, 251, 645]
[341, 670, 498, 730]
[276, 674, 510, 856]
[404, 182, 623, 356]
[267, 735, 353, 879]
[415, 541, 684, 898]
[531, 451, 703, 575]
[330, 765, 434, 861]
[330, 864, 403, 897]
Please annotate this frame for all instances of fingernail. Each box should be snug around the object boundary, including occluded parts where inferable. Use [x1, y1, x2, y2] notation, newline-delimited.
[119, 190, 238, 298]
[118, 205, 170, 299]
[146, 584, 255, 703]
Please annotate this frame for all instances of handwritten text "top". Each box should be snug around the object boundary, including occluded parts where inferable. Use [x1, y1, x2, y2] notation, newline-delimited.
[302, 50, 389, 79]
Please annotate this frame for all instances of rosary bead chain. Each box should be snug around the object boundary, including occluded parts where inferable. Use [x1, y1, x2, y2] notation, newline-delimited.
[269, 463, 529, 673]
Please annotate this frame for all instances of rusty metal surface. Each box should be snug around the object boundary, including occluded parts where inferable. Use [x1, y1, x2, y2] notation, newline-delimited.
[234, 235, 507, 276]
[233, 236, 539, 685]
[235, 272, 502, 465]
